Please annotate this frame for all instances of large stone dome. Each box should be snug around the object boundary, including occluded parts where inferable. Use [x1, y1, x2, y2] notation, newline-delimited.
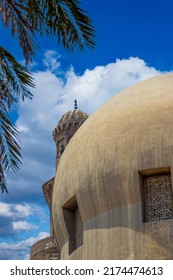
[52, 73, 173, 259]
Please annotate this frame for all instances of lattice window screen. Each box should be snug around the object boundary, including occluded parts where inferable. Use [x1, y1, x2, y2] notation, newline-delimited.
[144, 174, 173, 222]
[75, 208, 83, 249]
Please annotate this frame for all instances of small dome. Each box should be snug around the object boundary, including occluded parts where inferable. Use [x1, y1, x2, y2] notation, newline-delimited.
[53, 109, 89, 166]
[57, 110, 88, 129]
[53, 110, 88, 139]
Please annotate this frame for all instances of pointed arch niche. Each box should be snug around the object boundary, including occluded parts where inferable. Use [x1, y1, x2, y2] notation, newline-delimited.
[62, 196, 83, 255]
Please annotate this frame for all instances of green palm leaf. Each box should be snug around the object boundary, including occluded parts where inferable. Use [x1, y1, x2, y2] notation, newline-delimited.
[0, 0, 95, 63]
[0, 106, 21, 193]
[38, 0, 95, 51]
[0, 46, 35, 192]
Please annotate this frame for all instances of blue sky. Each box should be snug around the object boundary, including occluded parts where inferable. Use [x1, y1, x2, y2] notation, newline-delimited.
[0, 0, 173, 259]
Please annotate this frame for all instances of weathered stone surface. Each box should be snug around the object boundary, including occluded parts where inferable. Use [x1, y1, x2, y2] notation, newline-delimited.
[42, 178, 54, 210]
[30, 236, 60, 260]
[53, 109, 88, 167]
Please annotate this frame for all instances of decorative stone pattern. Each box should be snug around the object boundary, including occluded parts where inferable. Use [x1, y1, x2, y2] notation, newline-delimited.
[30, 236, 60, 260]
[144, 174, 173, 222]
[75, 208, 83, 250]
[53, 110, 88, 167]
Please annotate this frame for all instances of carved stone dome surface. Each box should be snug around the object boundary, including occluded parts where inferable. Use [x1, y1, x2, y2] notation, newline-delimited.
[56, 110, 88, 131]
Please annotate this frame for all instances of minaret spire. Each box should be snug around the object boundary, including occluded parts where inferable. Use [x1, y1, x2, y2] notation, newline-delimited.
[74, 99, 78, 110]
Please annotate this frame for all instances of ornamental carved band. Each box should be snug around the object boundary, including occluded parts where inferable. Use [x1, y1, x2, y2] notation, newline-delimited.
[143, 174, 173, 222]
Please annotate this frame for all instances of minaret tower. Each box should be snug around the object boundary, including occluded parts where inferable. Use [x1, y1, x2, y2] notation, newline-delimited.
[53, 100, 88, 167]
[30, 101, 88, 260]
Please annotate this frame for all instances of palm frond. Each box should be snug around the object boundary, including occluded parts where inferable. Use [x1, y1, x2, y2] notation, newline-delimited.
[0, 46, 34, 105]
[38, 0, 95, 52]
[0, 46, 35, 193]
[0, 162, 7, 193]
[0, 0, 39, 64]
[0, 104, 22, 193]
[0, 0, 95, 63]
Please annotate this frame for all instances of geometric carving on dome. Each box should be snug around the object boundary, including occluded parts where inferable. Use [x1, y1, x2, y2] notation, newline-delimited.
[53, 109, 88, 141]
[52, 109, 88, 168]
[143, 174, 173, 222]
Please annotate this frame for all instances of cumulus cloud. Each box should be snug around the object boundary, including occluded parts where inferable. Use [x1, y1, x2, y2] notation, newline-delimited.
[12, 221, 39, 231]
[0, 202, 45, 219]
[0, 231, 49, 250]
[43, 50, 61, 73]
[0, 201, 48, 244]
[0, 202, 31, 218]
[0, 232, 49, 260]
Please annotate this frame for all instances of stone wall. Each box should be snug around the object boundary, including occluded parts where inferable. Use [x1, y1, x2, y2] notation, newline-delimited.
[42, 177, 54, 235]
[30, 236, 60, 260]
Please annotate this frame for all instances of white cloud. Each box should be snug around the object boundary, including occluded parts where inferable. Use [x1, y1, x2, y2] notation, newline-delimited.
[14, 204, 33, 218]
[0, 231, 49, 250]
[0, 202, 31, 218]
[7, 56, 161, 200]
[0, 203, 12, 217]
[0, 202, 45, 219]
[12, 221, 38, 231]
[0, 232, 49, 260]
[43, 50, 61, 72]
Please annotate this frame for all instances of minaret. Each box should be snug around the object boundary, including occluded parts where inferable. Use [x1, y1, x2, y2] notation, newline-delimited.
[53, 100, 88, 167]
[30, 101, 88, 260]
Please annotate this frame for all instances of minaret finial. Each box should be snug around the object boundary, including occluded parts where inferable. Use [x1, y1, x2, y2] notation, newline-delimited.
[74, 99, 78, 110]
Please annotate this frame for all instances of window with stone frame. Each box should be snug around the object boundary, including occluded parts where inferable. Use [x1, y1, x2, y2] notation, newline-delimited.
[140, 167, 173, 222]
[62, 196, 83, 255]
